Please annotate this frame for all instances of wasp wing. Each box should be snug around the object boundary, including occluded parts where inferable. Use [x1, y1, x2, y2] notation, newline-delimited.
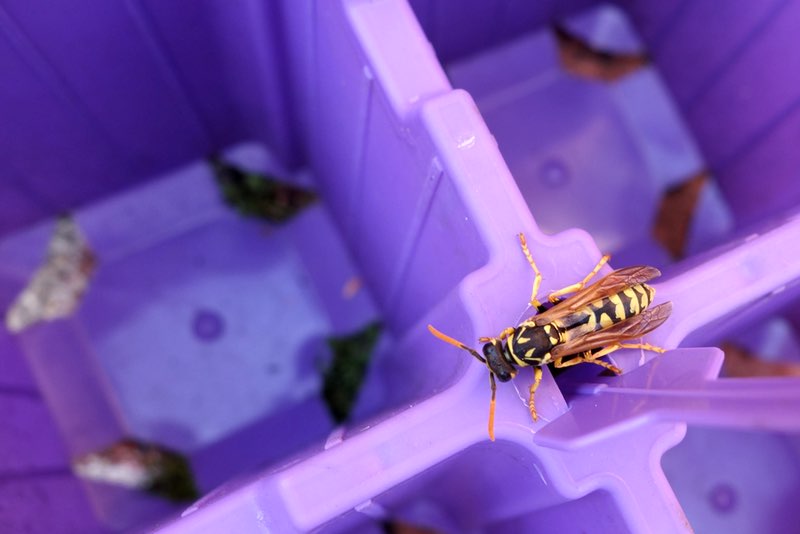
[531, 265, 661, 326]
[549, 301, 672, 358]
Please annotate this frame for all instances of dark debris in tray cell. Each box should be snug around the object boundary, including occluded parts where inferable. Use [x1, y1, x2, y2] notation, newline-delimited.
[5, 215, 96, 333]
[721, 342, 800, 378]
[652, 171, 708, 259]
[554, 25, 648, 82]
[72, 438, 199, 503]
[210, 157, 317, 223]
[322, 322, 382, 424]
[383, 520, 443, 534]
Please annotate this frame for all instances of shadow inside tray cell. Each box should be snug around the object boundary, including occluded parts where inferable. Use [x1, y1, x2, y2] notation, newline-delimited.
[191, 394, 334, 492]
[487, 489, 631, 534]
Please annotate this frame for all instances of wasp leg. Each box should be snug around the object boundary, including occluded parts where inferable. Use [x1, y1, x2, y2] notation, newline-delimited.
[518, 233, 544, 309]
[554, 353, 622, 374]
[618, 342, 667, 354]
[488, 373, 497, 442]
[545, 254, 611, 303]
[528, 366, 543, 421]
[479, 327, 516, 344]
[590, 342, 667, 361]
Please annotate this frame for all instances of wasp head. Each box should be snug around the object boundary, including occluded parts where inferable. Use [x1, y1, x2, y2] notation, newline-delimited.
[482, 340, 517, 382]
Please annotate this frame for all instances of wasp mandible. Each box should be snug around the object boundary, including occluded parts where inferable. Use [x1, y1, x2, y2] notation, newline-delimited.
[428, 233, 672, 441]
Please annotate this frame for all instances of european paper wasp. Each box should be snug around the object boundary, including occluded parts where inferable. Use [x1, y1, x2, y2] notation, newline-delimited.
[428, 233, 672, 440]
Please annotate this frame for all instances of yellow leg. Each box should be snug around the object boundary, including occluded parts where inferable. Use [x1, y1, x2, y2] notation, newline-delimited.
[554, 353, 622, 374]
[479, 327, 515, 344]
[618, 342, 667, 354]
[518, 233, 543, 309]
[528, 366, 543, 421]
[546, 254, 611, 303]
[590, 342, 667, 360]
[586, 343, 621, 360]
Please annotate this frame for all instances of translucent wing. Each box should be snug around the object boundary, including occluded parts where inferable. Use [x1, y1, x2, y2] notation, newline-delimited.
[550, 301, 672, 358]
[531, 266, 661, 326]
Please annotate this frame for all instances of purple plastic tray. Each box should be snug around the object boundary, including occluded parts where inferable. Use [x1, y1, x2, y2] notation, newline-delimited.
[2, 1, 800, 533]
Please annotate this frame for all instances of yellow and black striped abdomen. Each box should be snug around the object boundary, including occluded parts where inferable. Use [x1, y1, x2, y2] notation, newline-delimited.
[555, 283, 655, 341]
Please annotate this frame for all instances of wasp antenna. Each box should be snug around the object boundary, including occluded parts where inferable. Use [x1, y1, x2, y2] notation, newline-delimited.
[427, 324, 486, 363]
[488, 373, 497, 442]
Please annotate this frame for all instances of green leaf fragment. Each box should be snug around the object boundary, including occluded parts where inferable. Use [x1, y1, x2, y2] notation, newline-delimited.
[322, 322, 382, 423]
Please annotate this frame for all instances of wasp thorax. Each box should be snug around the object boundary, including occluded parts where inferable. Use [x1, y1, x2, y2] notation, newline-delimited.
[530, 325, 557, 351]
[482, 341, 516, 382]
[513, 324, 558, 365]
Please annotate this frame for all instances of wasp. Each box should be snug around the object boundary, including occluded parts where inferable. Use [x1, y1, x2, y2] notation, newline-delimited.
[428, 233, 672, 441]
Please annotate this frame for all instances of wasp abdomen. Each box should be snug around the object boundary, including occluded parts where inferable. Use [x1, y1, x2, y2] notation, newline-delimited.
[557, 282, 655, 341]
